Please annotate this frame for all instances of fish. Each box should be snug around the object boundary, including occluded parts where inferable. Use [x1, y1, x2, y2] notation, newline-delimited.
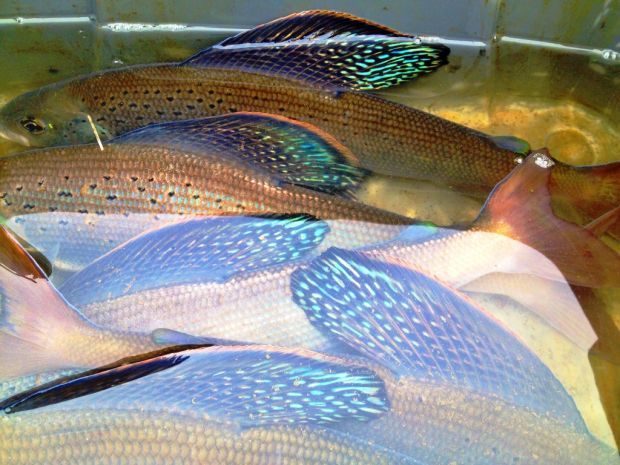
[0, 224, 173, 380]
[56, 153, 616, 355]
[0, 345, 419, 465]
[290, 248, 620, 465]
[0, 112, 409, 225]
[0, 10, 448, 149]
[0, 11, 617, 233]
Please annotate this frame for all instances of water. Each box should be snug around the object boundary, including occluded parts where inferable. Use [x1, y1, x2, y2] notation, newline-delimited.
[0, 7, 619, 462]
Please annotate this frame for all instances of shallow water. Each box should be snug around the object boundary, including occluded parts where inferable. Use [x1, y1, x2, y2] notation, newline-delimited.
[0, 7, 619, 460]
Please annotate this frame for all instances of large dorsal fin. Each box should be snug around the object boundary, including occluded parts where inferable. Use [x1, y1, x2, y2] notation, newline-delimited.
[181, 10, 449, 91]
[1, 345, 389, 429]
[112, 112, 367, 197]
[291, 248, 587, 431]
[60, 214, 328, 308]
[474, 151, 620, 288]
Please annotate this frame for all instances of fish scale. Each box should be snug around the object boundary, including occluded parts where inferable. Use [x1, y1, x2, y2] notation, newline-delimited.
[0, 143, 407, 224]
[0, 410, 412, 465]
[66, 66, 519, 190]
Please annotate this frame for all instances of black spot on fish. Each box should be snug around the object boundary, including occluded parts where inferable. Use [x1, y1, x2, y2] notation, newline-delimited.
[229, 107, 237, 112]
[89, 183, 97, 189]
[64, 175, 70, 181]
[193, 194, 200, 200]
[216, 98, 223, 104]
[196, 98, 204, 103]
[78, 209, 88, 214]
[129, 103, 137, 108]
[187, 89, 193, 94]
[136, 116, 144, 121]
[59, 219, 69, 225]
[148, 177, 154, 182]
[208, 90, 214, 95]
[156, 110, 165, 116]
[123, 90, 129, 95]
[94, 96, 99, 101]
[48, 206, 58, 212]
[168, 192, 175, 197]
[38, 180, 44, 186]
[176, 89, 182, 94]
[23, 204, 35, 210]
[173, 111, 182, 116]
[186, 105, 195, 110]
[225, 92, 232, 97]
[110, 96, 115, 101]
[149, 198, 157, 204]
[48, 67, 59, 74]
[103, 176, 112, 181]
[209, 104, 215, 109]
[3, 200, 12, 206]
[167, 96, 174, 102]
[57, 190, 73, 198]
[109, 107, 116, 112]
[96, 117, 107, 122]
[137, 187, 146, 192]
[154, 89, 160, 94]
[215, 198, 221, 203]
[143, 90, 150, 95]
[106, 194, 117, 201]
[15, 186, 23, 192]
[185, 182, 192, 187]
[130, 176, 138, 182]
[143, 104, 150, 109]
[0, 193, 7, 199]
[100, 101, 107, 107]
[96, 210, 104, 215]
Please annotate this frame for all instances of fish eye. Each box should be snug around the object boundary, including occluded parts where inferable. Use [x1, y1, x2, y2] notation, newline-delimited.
[20, 116, 46, 134]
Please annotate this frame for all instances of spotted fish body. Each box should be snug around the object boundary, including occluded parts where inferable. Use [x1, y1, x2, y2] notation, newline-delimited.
[0, 138, 408, 224]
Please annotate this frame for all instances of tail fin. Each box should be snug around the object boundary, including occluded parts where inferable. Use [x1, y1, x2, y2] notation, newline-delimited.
[0, 226, 98, 379]
[474, 151, 620, 288]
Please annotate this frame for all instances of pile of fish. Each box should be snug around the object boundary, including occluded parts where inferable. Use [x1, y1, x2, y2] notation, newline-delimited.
[0, 10, 619, 465]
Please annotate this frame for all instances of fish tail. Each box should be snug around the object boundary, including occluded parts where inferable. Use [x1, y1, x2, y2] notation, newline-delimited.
[474, 151, 620, 288]
[0, 226, 156, 379]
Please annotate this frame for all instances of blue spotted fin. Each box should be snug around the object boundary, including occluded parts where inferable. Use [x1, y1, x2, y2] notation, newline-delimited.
[291, 248, 587, 430]
[60, 214, 329, 308]
[113, 112, 367, 196]
[2, 345, 389, 428]
[182, 10, 449, 91]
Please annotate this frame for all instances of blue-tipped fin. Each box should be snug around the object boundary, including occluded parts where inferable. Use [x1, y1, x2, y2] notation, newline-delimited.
[291, 247, 587, 431]
[2, 345, 388, 428]
[113, 112, 367, 196]
[181, 10, 449, 91]
[60, 214, 329, 308]
[490, 135, 531, 154]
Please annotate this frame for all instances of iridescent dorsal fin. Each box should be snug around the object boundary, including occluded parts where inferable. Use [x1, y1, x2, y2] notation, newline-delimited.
[291, 247, 587, 431]
[1, 345, 389, 428]
[60, 214, 328, 307]
[181, 10, 449, 90]
[112, 112, 367, 197]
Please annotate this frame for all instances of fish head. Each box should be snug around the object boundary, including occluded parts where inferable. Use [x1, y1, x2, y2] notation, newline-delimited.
[0, 83, 111, 147]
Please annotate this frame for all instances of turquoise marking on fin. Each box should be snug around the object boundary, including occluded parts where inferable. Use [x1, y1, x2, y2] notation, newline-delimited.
[181, 11, 449, 90]
[3, 345, 389, 428]
[393, 222, 439, 243]
[113, 113, 367, 196]
[60, 214, 328, 307]
[491, 135, 531, 154]
[291, 248, 587, 431]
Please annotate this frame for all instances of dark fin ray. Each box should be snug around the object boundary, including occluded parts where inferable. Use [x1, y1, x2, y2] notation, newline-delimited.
[181, 11, 449, 90]
[113, 112, 367, 196]
[291, 247, 587, 430]
[2, 345, 388, 428]
[60, 214, 328, 307]
[474, 151, 620, 288]
[585, 205, 620, 237]
[0, 226, 93, 378]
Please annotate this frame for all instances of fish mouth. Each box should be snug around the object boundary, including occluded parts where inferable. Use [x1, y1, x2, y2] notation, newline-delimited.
[0, 123, 31, 147]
